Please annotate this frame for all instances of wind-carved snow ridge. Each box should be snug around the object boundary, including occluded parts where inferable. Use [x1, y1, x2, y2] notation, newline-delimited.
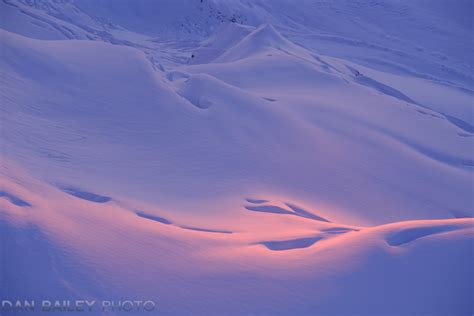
[59, 186, 112, 203]
[135, 209, 233, 234]
[1, 1, 473, 315]
[0, 190, 32, 207]
[386, 224, 467, 247]
[259, 236, 323, 251]
[244, 198, 331, 222]
[215, 23, 315, 63]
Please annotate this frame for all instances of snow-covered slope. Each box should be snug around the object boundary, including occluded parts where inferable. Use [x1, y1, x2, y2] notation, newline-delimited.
[3, 0, 473, 89]
[1, 158, 473, 315]
[1, 1, 473, 315]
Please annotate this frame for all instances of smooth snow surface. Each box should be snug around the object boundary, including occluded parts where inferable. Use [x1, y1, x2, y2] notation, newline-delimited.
[1, 1, 473, 315]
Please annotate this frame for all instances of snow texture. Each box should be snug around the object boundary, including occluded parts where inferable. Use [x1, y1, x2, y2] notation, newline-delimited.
[1, 0, 473, 315]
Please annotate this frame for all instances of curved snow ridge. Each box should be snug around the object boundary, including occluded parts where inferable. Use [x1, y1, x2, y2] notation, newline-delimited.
[384, 220, 474, 247]
[243, 198, 331, 222]
[255, 218, 473, 253]
[190, 22, 255, 65]
[256, 227, 359, 251]
[0, 190, 32, 207]
[259, 236, 323, 251]
[59, 186, 112, 203]
[179, 226, 233, 234]
[173, 71, 282, 113]
[245, 198, 269, 204]
[215, 24, 313, 63]
[135, 210, 234, 235]
[135, 210, 173, 225]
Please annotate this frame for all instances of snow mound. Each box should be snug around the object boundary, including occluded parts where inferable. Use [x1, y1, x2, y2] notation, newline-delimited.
[190, 22, 255, 64]
[216, 23, 313, 62]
